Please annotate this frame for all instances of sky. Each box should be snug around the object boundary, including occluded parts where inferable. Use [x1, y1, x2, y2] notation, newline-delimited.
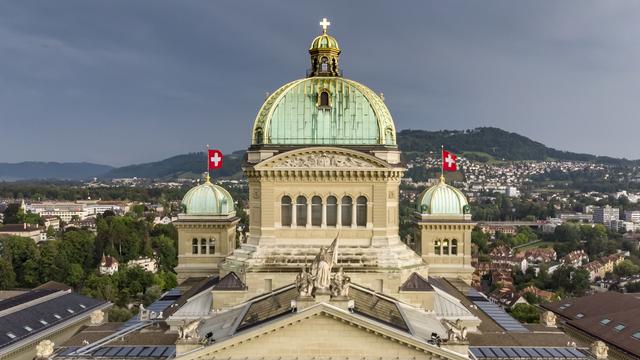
[1, 1, 640, 166]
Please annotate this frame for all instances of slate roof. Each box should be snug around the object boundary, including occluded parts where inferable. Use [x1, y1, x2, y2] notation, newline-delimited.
[213, 272, 247, 291]
[398, 272, 434, 292]
[350, 286, 410, 332]
[0, 290, 109, 352]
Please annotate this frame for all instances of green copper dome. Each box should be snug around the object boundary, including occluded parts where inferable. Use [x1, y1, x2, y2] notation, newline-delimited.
[181, 179, 235, 216]
[252, 77, 396, 146]
[417, 177, 470, 215]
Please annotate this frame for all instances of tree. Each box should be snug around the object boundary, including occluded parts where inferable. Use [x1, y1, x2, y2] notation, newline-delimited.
[0, 258, 16, 290]
[152, 235, 177, 272]
[472, 227, 490, 254]
[614, 260, 640, 277]
[2, 203, 22, 224]
[510, 303, 539, 323]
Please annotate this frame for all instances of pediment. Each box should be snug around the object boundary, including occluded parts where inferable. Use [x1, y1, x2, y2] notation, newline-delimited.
[255, 147, 392, 170]
[177, 304, 467, 360]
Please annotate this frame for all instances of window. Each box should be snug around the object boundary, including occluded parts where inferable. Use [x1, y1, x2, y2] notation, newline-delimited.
[67, 308, 75, 314]
[451, 239, 458, 255]
[326, 196, 338, 226]
[434, 240, 441, 255]
[296, 196, 308, 226]
[600, 318, 611, 325]
[79, 304, 86, 309]
[576, 313, 584, 319]
[311, 196, 322, 226]
[633, 332, 640, 340]
[356, 196, 367, 227]
[442, 239, 449, 255]
[192, 238, 198, 254]
[281, 196, 292, 227]
[614, 324, 625, 332]
[39, 319, 48, 325]
[255, 127, 264, 144]
[6, 332, 16, 339]
[24, 326, 32, 332]
[320, 91, 330, 107]
[208, 238, 215, 254]
[341, 196, 353, 226]
[53, 314, 62, 320]
[320, 57, 329, 72]
[200, 238, 207, 254]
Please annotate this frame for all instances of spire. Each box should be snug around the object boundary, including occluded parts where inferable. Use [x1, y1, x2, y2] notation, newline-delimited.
[308, 18, 341, 77]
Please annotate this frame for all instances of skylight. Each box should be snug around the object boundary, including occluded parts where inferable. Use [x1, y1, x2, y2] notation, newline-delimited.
[633, 332, 640, 340]
[23, 326, 33, 332]
[39, 319, 48, 325]
[53, 314, 62, 319]
[614, 324, 625, 332]
[67, 308, 75, 314]
[575, 313, 584, 318]
[79, 304, 86, 309]
[600, 318, 611, 325]
[6, 332, 16, 339]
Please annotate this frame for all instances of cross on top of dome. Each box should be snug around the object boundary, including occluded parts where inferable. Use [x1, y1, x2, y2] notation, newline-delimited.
[319, 18, 331, 33]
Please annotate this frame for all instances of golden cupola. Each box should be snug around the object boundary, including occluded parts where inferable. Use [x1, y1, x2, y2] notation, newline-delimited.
[308, 18, 341, 77]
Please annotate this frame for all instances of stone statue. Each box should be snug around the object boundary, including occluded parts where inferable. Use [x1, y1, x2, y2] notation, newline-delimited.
[444, 319, 468, 341]
[295, 266, 314, 297]
[36, 340, 55, 359]
[541, 311, 556, 327]
[178, 319, 202, 340]
[311, 238, 337, 291]
[90, 310, 104, 325]
[591, 340, 608, 359]
[330, 267, 350, 297]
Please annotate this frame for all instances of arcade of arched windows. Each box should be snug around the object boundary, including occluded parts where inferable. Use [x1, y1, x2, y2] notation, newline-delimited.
[434, 238, 458, 256]
[280, 194, 368, 228]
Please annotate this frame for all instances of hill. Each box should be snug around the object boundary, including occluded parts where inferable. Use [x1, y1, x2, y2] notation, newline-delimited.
[0, 162, 114, 181]
[103, 151, 245, 180]
[397, 127, 634, 164]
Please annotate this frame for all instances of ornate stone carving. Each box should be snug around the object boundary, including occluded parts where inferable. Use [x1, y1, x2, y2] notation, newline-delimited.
[541, 311, 556, 327]
[178, 319, 202, 341]
[89, 310, 104, 325]
[276, 152, 373, 169]
[311, 238, 338, 291]
[444, 319, 468, 341]
[591, 340, 608, 359]
[295, 266, 314, 297]
[36, 340, 55, 359]
[330, 267, 350, 297]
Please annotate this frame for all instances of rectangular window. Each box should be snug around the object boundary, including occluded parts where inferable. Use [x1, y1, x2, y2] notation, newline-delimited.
[614, 324, 625, 331]
[633, 332, 640, 340]
[53, 314, 62, 319]
[200, 239, 207, 255]
[192, 238, 198, 254]
[24, 326, 33, 332]
[600, 318, 611, 325]
[39, 319, 48, 325]
[6, 332, 16, 339]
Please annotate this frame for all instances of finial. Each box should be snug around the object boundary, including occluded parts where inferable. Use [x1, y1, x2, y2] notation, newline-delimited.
[439, 174, 446, 184]
[319, 18, 331, 34]
[205, 172, 211, 183]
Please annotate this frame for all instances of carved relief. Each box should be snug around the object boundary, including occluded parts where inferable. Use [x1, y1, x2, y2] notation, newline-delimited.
[36, 340, 55, 359]
[274, 152, 374, 169]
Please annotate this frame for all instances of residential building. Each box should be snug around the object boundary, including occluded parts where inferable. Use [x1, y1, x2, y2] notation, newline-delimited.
[98, 255, 119, 275]
[592, 205, 619, 225]
[0, 224, 46, 242]
[624, 210, 640, 223]
[127, 257, 158, 273]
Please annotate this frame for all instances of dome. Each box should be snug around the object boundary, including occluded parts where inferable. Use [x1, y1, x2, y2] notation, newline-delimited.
[310, 33, 339, 51]
[181, 178, 235, 216]
[417, 177, 470, 216]
[252, 77, 396, 146]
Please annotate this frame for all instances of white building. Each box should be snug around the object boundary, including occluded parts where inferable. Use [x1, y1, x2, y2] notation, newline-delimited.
[99, 255, 119, 275]
[625, 210, 640, 223]
[26, 202, 87, 222]
[593, 205, 619, 225]
[127, 257, 158, 273]
[505, 186, 520, 197]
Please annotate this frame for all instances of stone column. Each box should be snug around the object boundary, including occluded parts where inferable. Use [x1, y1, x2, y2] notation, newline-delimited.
[321, 202, 327, 228]
[291, 204, 297, 227]
[306, 203, 312, 228]
[351, 202, 357, 228]
[336, 203, 342, 228]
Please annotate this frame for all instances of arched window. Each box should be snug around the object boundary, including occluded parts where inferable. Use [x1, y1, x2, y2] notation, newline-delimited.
[208, 238, 215, 254]
[434, 239, 441, 255]
[255, 127, 264, 144]
[320, 91, 329, 107]
[321, 57, 329, 72]
[192, 238, 198, 254]
[442, 239, 449, 255]
[296, 196, 308, 227]
[311, 196, 322, 226]
[341, 196, 352, 226]
[326, 196, 337, 226]
[356, 196, 367, 227]
[451, 239, 458, 255]
[281, 196, 292, 227]
[200, 238, 207, 255]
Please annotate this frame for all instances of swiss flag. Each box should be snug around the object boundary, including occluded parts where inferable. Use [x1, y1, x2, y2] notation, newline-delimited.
[442, 149, 458, 172]
[208, 149, 224, 170]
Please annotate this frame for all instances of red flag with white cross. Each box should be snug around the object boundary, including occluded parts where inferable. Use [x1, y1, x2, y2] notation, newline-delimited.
[442, 149, 458, 172]
[208, 149, 224, 170]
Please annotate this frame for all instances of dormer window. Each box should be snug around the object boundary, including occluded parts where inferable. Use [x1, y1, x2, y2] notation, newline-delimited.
[318, 90, 331, 109]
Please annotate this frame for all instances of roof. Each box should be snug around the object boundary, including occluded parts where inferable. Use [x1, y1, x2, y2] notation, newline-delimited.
[181, 180, 235, 216]
[251, 77, 396, 146]
[469, 346, 592, 359]
[399, 272, 434, 292]
[57, 346, 175, 359]
[213, 272, 247, 291]
[0, 224, 41, 232]
[0, 289, 109, 353]
[542, 292, 640, 357]
[416, 177, 470, 216]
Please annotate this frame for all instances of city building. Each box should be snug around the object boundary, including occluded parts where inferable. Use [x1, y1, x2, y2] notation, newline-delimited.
[0, 223, 47, 242]
[592, 205, 620, 225]
[126, 257, 158, 273]
[624, 210, 640, 223]
[0, 283, 110, 360]
[98, 255, 119, 275]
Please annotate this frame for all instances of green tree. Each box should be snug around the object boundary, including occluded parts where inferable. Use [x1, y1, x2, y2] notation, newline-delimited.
[66, 263, 85, 287]
[0, 258, 16, 289]
[614, 260, 640, 277]
[509, 303, 540, 323]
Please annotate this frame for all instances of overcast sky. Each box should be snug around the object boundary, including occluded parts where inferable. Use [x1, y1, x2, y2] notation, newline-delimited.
[1, 1, 639, 166]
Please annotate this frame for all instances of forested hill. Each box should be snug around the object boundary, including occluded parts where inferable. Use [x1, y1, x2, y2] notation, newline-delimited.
[397, 127, 634, 164]
[0, 162, 113, 181]
[103, 150, 245, 180]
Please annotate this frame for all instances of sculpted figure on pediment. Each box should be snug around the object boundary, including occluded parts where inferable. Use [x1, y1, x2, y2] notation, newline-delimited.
[276, 152, 372, 169]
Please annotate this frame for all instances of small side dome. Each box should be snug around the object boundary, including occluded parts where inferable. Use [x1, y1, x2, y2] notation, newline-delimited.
[417, 176, 470, 216]
[181, 177, 235, 216]
[310, 33, 340, 51]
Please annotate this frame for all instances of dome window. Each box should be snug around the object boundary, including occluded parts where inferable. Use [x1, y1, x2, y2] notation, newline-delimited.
[321, 57, 329, 72]
[318, 89, 331, 109]
[255, 127, 264, 144]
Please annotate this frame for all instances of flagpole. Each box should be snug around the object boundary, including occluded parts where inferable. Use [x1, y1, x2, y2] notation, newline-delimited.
[205, 144, 210, 182]
[441, 145, 444, 181]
